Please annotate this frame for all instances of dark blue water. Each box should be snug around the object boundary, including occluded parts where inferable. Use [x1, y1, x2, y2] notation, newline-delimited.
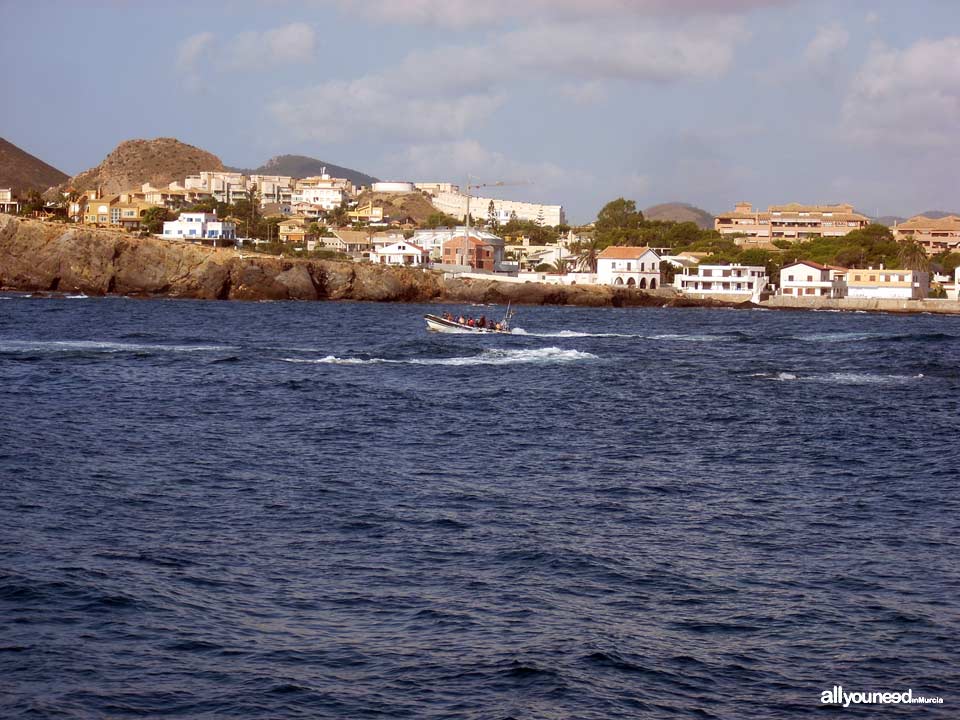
[2, 294, 958, 718]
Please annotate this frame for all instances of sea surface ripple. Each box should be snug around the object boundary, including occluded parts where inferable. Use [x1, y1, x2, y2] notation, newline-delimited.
[2, 296, 958, 718]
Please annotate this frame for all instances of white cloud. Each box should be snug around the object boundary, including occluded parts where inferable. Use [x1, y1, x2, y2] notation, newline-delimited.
[560, 81, 609, 105]
[804, 23, 849, 67]
[840, 37, 960, 147]
[270, 17, 741, 140]
[175, 23, 315, 90]
[270, 80, 505, 142]
[336, 0, 794, 28]
[176, 32, 215, 91]
[381, 139, 591, 211]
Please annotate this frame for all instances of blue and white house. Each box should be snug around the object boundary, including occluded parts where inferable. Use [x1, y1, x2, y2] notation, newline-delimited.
[161, 212, 236, 241]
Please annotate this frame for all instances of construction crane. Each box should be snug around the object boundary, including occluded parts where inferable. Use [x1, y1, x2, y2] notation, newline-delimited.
[460, 177, 532, 274]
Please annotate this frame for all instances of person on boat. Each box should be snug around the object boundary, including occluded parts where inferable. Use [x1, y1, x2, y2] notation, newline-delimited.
[467, 317, 475, 327]
[458, 315, 466, 325]
[478, 315, 486, 328]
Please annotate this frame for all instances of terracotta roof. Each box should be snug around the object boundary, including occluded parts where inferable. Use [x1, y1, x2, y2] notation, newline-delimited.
[782, 260, 830, 271]
[768, 203, 856, 213]
[897, 215, 960, 231]
[597, 246, 656, 259]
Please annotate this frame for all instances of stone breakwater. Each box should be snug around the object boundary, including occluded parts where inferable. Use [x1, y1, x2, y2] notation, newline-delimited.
[0, 215, 721, 308]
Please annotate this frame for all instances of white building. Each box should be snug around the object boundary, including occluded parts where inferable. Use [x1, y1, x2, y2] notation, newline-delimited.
[371, 181, 416, 193]
[779, 261, 847, 298]
[412, 226, 502, 260]
[429, 191, 565, 227]
[183, 171, 248, 204]
[292, 185, 344, 211]
[0, 188, 19, 214]
[596, 247, 661, 288]
[249, 174, 294, 205]
[846, 267, 929, 299]
[370, 240, 429, 267]
[161, 212, 236, 241]
[414, 182, 459, 194]
[675, 264, 769, 296]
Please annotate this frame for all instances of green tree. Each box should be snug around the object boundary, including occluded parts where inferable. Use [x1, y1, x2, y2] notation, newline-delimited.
[595, 198, 644, 247]
[424, 211, 459, 229]
[897, 240, 929, 271]
[21, 190, 45, 215]
[574, 236, 602, 272]
[141, 206, 171, 234]
[552, 256, 571, 274]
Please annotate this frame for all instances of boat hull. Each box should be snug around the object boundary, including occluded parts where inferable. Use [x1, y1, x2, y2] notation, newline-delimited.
[424, 314, 511, 334]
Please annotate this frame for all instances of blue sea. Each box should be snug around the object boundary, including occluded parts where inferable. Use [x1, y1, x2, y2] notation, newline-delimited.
[2, 294, 958, 719]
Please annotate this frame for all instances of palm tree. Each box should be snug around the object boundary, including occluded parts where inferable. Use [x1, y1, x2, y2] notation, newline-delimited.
[575, 236, 602, 273]
[552, 256, 571, 274]
[897, 240, 929, 271]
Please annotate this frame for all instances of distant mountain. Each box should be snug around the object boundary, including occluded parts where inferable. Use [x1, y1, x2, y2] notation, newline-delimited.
[874, 216, 906, 227]
[644, 202, 714, 230]
[875, 211, 960, 227]
[58, 137, 224, 196]
[0, 137, 69, 194]
[228, 154, 379, 188]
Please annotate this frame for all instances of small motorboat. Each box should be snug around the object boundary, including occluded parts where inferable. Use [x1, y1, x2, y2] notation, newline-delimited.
[425, 304, 515, 334]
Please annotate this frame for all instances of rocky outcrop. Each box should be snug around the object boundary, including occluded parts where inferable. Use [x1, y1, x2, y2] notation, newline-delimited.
[56, 138, 224, 196]
[0, 215, 739, 309]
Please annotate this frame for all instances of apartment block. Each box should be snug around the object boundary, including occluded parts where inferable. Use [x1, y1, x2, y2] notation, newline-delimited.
[716, 202, 870, 245]
[893, 215, 960, 255]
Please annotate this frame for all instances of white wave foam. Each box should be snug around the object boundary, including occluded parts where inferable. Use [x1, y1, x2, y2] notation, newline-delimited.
[282, 347, 598, 367]
[520, 330, 643, 338]
[66, 294, 89, 299]
[648, 333, 731, 342]
[790, 332, 881, 342]
[0, 340, 238, 354]
[754, 371, 923, 385]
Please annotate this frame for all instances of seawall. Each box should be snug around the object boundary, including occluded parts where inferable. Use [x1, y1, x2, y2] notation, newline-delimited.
[762, 295, 960, 315]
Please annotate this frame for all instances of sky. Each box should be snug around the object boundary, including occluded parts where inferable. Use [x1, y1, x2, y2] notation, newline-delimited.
[2, 0, 959, 223]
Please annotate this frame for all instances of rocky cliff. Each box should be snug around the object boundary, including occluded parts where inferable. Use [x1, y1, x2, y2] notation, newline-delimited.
[0, 215, 715, 308]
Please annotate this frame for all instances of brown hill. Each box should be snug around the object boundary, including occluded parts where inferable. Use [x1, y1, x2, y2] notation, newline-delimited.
[0, 137, 69, 194]
[61, 137, 224, 195]
[644, 202, 714, 230]
[355, 190, 439, 224]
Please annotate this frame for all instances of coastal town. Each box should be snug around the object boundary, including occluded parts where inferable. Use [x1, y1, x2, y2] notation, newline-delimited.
[2, 137, 959, 309]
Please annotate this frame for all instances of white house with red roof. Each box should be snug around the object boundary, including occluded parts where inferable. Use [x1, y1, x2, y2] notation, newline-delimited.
[369, 240, 429, 267]
[596, 246, 661, 288]
[779, 261, 847, 298]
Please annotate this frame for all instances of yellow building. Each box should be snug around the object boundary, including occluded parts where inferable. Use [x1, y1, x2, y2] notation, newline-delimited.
[83, 192, 120, 225]
[278, 216, 315, 244]
[893, 215, 960, 255]
[846, 266, 929, 299]
[716, 202, 870, 246]
[347, 201, 384, 224]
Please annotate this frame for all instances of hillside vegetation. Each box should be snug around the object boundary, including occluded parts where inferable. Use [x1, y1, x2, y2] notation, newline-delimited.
[58, 137, 224, 196]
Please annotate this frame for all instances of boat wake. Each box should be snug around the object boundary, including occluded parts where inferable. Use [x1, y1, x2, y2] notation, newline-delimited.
[282, 347, 598, 367]
[0, 340, 238, 355]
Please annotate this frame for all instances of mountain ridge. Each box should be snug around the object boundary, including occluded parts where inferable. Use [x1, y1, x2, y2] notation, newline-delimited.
[0, 137, 69, 194]
[227, 154, 379, 187]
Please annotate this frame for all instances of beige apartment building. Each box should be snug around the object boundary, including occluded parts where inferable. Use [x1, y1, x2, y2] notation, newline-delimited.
[715, 202, 870, 246]
[892, 215, 960, 255]
[846, 266, 929, 300]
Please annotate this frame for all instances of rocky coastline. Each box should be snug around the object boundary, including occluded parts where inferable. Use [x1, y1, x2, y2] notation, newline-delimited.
[0, 215, 734, 309]
[5, 215, 955, 314]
